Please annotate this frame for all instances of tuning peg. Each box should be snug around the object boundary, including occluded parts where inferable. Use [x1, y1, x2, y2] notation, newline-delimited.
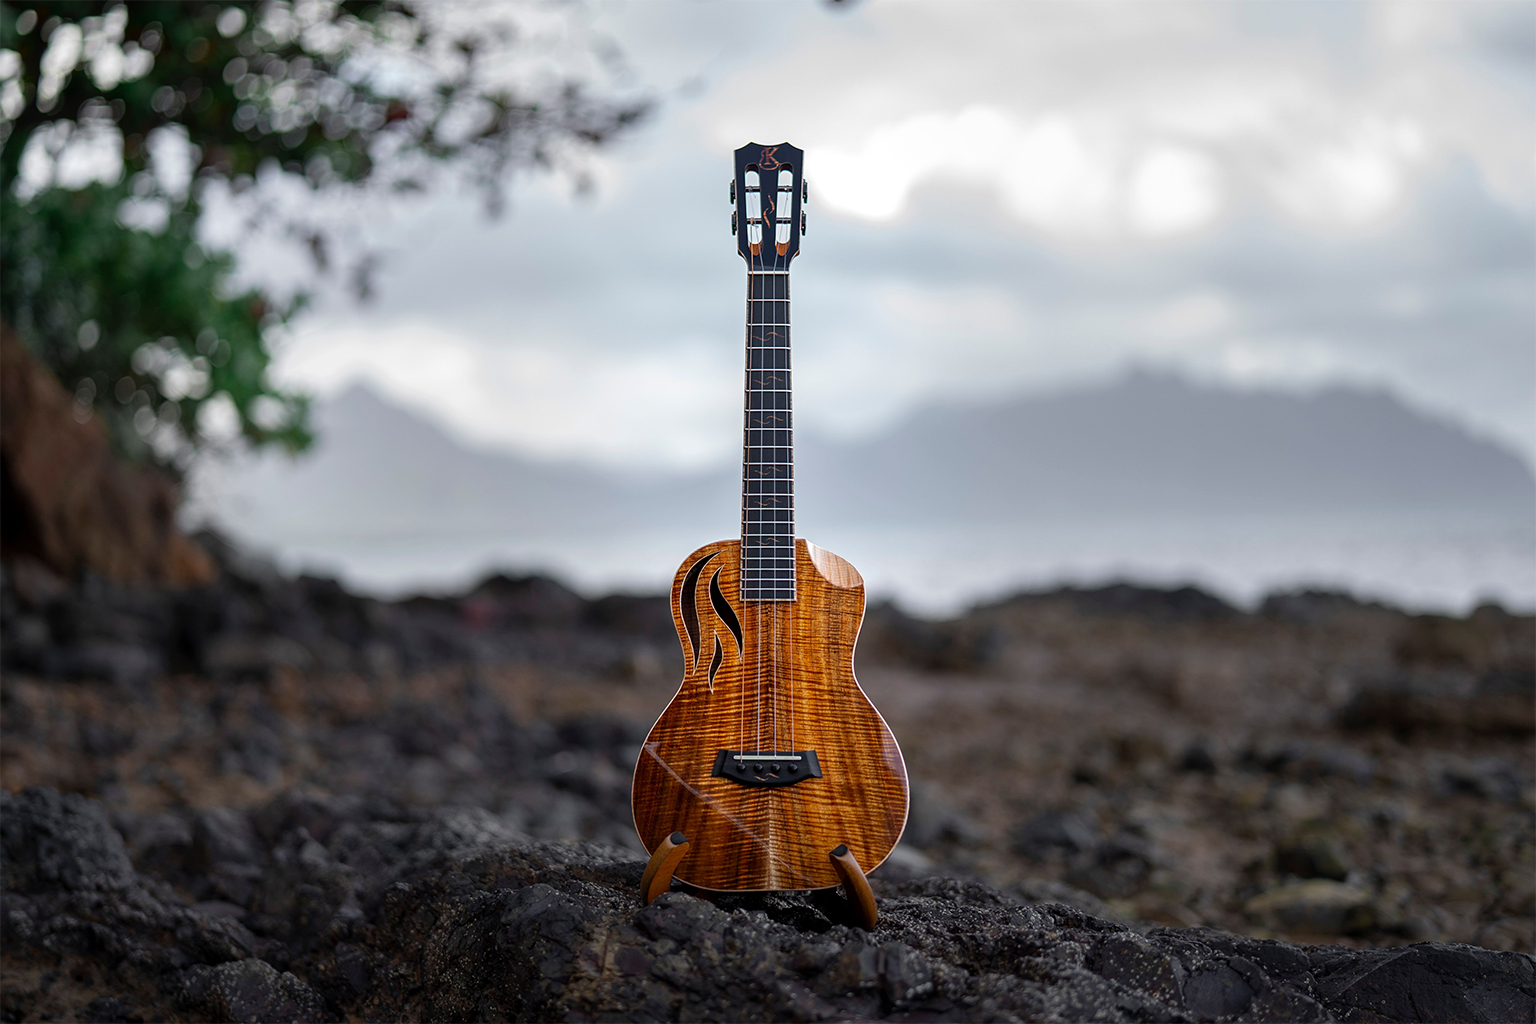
[800, 211, 807, 234]
[802, 180, 808, 204]
[731, 211, 737, 235]
[730, 179, 736, 203]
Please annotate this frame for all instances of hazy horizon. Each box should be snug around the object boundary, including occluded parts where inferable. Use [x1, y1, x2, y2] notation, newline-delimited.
[188, 371, 1536, 615]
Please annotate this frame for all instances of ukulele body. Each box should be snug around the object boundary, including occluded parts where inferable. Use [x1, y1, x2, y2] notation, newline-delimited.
[631, 537, 909, 891]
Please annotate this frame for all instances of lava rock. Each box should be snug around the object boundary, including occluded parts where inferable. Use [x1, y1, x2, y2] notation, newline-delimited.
[1341, 669, 1536, 736]
[4, 786, 1534, 1022]
[1276, 824, 1352, 881]
[1012, 809, 1100, 859]
[178, 957, 330, 1023]
[1244, 879, 1376, 935]
[1, 786, 135, 893]
[1178, 737, 1220, 774]
[905, 779, 983, 849]
[1314, 944, 1536, 1023]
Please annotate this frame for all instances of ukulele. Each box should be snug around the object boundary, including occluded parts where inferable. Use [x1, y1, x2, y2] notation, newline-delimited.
[631, 143, 909, 914]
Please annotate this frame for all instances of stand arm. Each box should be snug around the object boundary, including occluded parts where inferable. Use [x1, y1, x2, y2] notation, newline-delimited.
[829, 844, 878, 929]
[640, 832, 690, 904]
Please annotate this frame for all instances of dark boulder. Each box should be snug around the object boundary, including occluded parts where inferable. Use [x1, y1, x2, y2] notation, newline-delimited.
[1, 786, 135, 893]
[1341, 669, 1536, 736]
[5, 786, 1533, 1023]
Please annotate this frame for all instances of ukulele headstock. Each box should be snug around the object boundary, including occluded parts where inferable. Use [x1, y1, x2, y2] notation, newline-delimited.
[732, 142, 806, 269]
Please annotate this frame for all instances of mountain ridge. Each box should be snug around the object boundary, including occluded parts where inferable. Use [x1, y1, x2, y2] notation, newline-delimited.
[201, 372, 1534, 545]
[798, 371, 1534, 523]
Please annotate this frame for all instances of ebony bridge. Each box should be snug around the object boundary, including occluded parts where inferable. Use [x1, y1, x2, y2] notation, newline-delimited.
[711, 749, 823, 787]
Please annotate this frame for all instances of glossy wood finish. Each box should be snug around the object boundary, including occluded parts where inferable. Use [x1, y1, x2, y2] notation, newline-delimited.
[829, 844, 879, 929]
[632, 538, 909, 892]
[640, 832, 691, 903]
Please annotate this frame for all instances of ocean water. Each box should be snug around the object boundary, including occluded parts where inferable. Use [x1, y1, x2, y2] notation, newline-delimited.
[227, 509, 1535, 616]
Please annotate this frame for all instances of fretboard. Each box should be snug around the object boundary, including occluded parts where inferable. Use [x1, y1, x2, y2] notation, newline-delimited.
[741, 270, 794, 601]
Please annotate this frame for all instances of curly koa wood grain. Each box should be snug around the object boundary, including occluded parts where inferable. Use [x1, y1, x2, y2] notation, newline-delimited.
[632, 539, 909, 892]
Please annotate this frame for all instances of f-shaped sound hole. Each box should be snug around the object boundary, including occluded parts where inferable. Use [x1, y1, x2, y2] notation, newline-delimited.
[679, 552, 717, 669]
[709, 567, 742, 652]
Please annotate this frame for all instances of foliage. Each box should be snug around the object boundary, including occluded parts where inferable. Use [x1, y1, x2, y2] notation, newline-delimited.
[2, 180, 308, 464]
[0, 1, 647, 471]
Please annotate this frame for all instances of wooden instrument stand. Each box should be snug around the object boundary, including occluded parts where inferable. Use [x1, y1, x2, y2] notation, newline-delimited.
[640, 832, 879, 929]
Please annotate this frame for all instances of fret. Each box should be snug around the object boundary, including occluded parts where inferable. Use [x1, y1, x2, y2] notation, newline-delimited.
[747, 398, 791, 413]
[749, 270, 790, 275]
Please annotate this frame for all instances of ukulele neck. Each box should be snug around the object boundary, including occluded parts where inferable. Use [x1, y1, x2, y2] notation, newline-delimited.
[740, 268, 795, 602]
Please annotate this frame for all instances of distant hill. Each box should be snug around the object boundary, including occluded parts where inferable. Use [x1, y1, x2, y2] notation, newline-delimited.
[797, 372, 1535, 523]
[202, 386, 724, 543]
[204, 374, 1533, 548]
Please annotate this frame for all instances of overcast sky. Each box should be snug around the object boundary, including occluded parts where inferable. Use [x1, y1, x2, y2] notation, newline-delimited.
[239, 0, 1534, 472]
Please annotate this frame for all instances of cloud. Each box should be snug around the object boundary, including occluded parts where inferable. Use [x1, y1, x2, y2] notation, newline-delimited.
[703, 0, 1527, 240]
[236, 0, 1532, 473]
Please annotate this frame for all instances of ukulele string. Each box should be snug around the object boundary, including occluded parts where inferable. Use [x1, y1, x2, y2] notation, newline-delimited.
[786, 249, 795, 758]
[748, 234, 759, 759]
[771, 210, 780, 759]
[774, 178, 792, 758]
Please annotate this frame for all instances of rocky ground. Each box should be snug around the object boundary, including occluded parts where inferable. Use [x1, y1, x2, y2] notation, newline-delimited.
[2, 535, 1533, 1021]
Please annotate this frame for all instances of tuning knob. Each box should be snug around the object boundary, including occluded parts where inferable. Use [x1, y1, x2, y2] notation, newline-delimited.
[730, 179, 736, 203]
[731, 211, 737, 235]
[800, 211, 807, 234]
[802, 180, 808, 204]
